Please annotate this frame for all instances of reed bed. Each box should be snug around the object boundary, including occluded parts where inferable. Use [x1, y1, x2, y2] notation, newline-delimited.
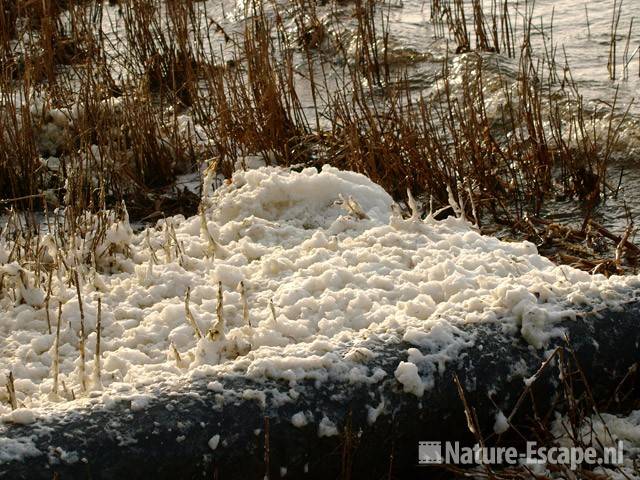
[0, 0, 637, 273]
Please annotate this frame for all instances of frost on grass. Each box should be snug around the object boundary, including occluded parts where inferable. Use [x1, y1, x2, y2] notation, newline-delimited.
[1, 165, 639, 425]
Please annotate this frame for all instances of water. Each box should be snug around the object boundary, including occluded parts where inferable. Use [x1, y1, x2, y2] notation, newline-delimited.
[389, 1, 640, 106]
[9, 0, 640, 238]
[94, 0, 640, 236]
[94, 0, 640, 124]
[364, 0, 640, 234]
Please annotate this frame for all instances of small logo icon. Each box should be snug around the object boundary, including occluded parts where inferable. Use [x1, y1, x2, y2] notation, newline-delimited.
[419, 441, 443, 464]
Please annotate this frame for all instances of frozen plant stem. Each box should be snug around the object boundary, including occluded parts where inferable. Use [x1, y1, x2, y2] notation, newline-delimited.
[208, 280, 224, 339]
[199, 204, 219, 259]
[616, 224, 634, 263]
[340, 194, 369, 220]
[6, 371, 17, 410]
[407, 188, 419, 220]
[269, 299, 277, 326]
[185, 287, 203, 339]
[95, 297, 102, 387]
[52, 301, 62, 396]
[145, 230, 158, 265]
[171, 342, 182, 367]
[163, 223, 172, 262]
[45, 270, 53, 334]
[74, 271, 87, 393]
[241, 281, 250, 327]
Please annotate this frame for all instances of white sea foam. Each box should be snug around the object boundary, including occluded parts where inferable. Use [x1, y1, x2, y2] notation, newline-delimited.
[1, 165, 638, 449]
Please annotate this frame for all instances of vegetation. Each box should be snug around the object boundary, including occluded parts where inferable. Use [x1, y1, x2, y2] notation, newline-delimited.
[0, 2, 638, 477]
[443, 344, 640, 480]
[0, 0, 637, 270]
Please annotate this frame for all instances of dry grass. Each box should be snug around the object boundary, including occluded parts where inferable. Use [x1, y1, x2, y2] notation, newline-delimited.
[442, 345, 639, 479]
[0, 0, 637, 272]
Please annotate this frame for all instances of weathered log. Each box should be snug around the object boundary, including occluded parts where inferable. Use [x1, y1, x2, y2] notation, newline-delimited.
[1, 302, 638, 479]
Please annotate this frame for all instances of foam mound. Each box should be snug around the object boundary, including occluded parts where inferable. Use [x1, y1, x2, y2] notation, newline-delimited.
[211, 165, 393, 228]
[1, 165, 639, 435]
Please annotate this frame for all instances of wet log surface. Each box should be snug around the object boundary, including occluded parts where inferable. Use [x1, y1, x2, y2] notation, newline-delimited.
[1, 302, 639, 479]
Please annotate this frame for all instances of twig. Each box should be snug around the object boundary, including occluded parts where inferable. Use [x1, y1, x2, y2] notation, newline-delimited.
[6, 371, 17, 410]
[185, 287, 203, 339]
[241, 281, 250, 327]
[52, 301, 62, 395]
[95, 297, 102, 387]
[74, 270, 87, 393]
